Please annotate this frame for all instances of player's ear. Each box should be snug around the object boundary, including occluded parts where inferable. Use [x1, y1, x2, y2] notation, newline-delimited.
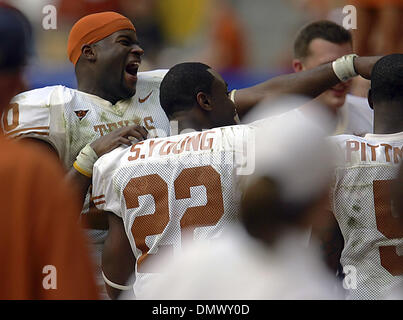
[196, 92, 213, 111]
[292, 59, 304, 72]
[81, 44, 96, 62]
[368, 89, 373, 109]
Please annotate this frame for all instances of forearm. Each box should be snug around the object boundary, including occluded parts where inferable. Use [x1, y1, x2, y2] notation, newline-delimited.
[102, 213, 135, 299]
[234, 63, 337, 116]
[234, 55, 381, 117]
[103, 253, 134, 300]
[65, 142, 101, 208]
[66, 167, 92, 206]
[64, 123, 149, 210]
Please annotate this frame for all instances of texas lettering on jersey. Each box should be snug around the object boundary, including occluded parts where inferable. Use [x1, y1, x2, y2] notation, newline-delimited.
[1, 69, 170, 226]
[1, 70, 170, 169]
[0, 70, 171, 298]
[93, 116, 156, 136]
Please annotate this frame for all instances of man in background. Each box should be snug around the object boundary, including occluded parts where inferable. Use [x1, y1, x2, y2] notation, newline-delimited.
[293, 20, 373, 136]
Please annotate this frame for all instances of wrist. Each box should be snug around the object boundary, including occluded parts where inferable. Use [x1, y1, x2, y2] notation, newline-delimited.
[102, 271, 133, 291]
[89, 141, 101, 157]
[73, 144, 99, 177]
[332, 54, 358, 82]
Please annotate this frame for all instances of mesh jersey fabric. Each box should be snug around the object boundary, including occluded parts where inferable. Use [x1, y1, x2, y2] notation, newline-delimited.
[1, 69, 170, 166]
[1, 69, 170, 297]
[330, 132, 403, 299]
[93, 124, 253, 296]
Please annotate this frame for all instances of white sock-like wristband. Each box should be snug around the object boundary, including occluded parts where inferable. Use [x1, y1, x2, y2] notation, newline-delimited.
[73, 144, 99, 177]
[102, 271, 133, 291]
[332, 54, 358, 82]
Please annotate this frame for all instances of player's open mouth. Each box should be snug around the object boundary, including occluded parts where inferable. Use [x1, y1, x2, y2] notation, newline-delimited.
[125, 62, 140, 81]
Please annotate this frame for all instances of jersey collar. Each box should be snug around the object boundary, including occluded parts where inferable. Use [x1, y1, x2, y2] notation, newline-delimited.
[364, 131, 403, 142]
[75, 89, 133, 116]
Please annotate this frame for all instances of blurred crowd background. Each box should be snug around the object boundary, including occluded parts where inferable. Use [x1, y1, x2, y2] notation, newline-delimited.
[4, 0, 403, 91]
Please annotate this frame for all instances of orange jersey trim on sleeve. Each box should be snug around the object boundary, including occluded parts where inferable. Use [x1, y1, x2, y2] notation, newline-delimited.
[5, 126, 50, 136]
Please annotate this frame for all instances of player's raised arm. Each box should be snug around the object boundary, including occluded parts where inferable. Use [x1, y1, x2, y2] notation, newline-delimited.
[233, 55, 381, 117]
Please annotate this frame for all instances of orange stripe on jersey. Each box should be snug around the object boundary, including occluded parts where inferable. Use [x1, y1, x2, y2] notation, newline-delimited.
[91, 195, 105, 201]
[93, 200, 106, 206]
[5, 126, 50, 136]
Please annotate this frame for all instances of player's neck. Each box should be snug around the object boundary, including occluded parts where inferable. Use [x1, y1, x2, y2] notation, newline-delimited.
[374, 122, 403, 134]
[373, 105, 403, 134]
[77, 80, 122, 105]
[171, 110, 212, 133]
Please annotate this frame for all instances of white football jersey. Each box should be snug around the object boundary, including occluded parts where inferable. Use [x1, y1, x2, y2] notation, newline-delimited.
[92, 124, 254, 296]
[1, 69, 170, 298]
[1, 69, 170, 219]
[1, 69, 170, 167]
[330, 132, 403, 299]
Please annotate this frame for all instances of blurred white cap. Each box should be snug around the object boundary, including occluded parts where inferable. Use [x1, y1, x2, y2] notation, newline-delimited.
[243, 95, 335, 204]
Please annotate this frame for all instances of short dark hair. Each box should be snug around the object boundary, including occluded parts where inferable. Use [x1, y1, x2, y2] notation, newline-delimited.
[160, 62, 214, 118]
[370, 54, 403, 104]
[294, 20, 352, 59]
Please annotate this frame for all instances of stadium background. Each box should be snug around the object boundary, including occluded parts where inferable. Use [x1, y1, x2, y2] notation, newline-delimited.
[3, 0, 366, 92]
